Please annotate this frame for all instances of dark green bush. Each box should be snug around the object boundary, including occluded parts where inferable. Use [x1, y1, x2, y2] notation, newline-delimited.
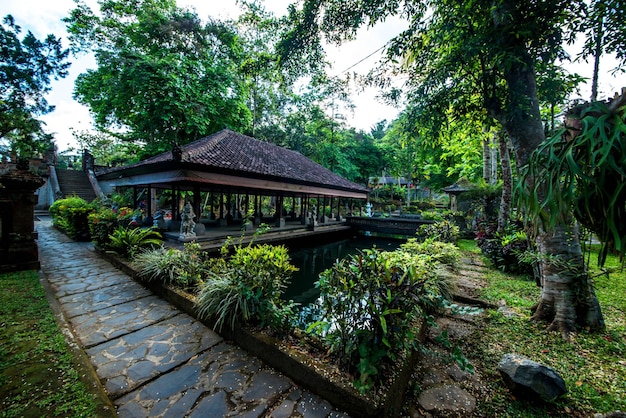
[475, 220, 534, 275]
[418, 219, 460, 243]
[49, 196, 93, 240]
[308, 248, 450, 393]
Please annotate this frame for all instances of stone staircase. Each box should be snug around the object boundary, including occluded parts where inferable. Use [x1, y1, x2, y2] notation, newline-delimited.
[56, 169, 97, 202]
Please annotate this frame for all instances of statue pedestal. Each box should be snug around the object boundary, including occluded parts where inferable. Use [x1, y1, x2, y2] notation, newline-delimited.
[0, 169, 44, 272]
[178, 232, 197, 242]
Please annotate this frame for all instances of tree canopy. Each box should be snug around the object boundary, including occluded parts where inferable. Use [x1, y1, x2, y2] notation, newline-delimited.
[0, 15, 70, 158]
[64, 0, 251, 158]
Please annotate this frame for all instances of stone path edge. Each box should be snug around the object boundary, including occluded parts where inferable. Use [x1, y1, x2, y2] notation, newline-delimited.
[38, 270, 118, 418]
[96, 248, 385, 418]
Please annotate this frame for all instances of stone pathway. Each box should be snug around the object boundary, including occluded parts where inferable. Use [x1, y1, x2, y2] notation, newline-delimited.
[37, 218, 349, 417]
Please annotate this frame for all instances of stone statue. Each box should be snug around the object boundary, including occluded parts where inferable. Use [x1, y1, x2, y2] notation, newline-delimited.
[180, 202, 196, 239]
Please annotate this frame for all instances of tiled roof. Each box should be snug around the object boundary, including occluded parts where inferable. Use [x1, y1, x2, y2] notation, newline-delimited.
[102, 129, 369, 193]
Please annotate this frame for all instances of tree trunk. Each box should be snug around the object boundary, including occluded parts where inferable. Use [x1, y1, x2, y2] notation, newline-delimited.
[496, 130, 512, 234]
[489, 3, 605, 336]
[590, 8, 604, 102]
[532, 224, 605, 338]
[490, 134, 498, 184]
[482, 136, 492, 183]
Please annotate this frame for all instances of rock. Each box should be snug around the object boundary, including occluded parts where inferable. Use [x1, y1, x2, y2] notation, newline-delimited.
[417, 384, 476, 414]
[594, 412, 626, 418]
[498, 353, 567, 402]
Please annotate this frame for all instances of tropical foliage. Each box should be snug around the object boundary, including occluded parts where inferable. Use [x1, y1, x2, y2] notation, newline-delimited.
[134, 242, 208, 290]
[49, 196, 93, 240]
[0, 15, 70, 158]
[88, 205, 137, 248]
[308, 247, 453, 393]
[196, 243, 298, 333]
[105, 226, 162, 259]
[521, 98, 626, 266]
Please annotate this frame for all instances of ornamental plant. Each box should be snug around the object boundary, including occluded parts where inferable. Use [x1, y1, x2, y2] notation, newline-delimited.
[475, 219, 534, 275]
[49, 196, 94, 240]
[401, 237, 461, 267]
[308, 248, 451, 393]
[105, 226, 162, 259]
[88, 206, 136, 248]
[418, 219, 460, 243]
[133, 242, 208, 291]
[196, 243, 298, 334]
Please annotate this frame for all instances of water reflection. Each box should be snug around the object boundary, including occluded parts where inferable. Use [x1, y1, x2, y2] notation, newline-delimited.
[284, 237, 401, 305]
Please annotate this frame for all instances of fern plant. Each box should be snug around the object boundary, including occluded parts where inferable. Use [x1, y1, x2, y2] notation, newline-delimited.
[106, 226, 162, 259]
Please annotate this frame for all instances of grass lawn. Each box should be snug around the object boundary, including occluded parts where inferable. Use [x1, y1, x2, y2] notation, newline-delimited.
[0, 270, 113, 417]
[457, 240, 626, 417]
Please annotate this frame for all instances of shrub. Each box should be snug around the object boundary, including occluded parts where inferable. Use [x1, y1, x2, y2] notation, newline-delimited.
[418, 219, 459, 243]
[475, 220, 534, 275]
[49, 196, 93, 240]
[133, 242, 207, 290]
[419, 210, 444, 221]
[88, 206, 136, 248]
[308, 248, 450, 393]
[401, 237, 461, 267]
[105, 226, 162, 259]
[196, 244, 298, 333]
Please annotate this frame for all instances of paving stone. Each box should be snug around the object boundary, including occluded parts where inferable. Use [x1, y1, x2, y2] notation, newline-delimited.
[70, 296, 180, 347]
[59, 281, 152, 318]
[241, 370, 292, 403]
[188, 391, 229, 418]
[417, 384, 476, 414]
[47, 270, 130, 297]
[295, 391, 335, 418]
[87, 315, 222, 398]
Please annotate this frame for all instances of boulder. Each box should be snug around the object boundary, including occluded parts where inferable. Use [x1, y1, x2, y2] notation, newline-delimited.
[498, 353, 567, 402]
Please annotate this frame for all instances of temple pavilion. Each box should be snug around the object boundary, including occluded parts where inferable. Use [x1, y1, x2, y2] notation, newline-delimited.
[96, 129, 369, 238]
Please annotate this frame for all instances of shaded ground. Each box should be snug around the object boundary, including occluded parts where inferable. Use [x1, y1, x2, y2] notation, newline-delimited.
[0, 269, 113, 417]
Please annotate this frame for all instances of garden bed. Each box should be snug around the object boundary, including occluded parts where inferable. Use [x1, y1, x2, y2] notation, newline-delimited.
[97, 248, 426, 417]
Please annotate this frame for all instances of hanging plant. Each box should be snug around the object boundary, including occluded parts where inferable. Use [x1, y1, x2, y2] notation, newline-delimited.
[519, 92, 626, 266]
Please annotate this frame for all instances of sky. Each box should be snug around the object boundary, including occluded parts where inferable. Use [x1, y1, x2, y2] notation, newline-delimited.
[1, 1, 622, 153]
[0, 0, 407, 153]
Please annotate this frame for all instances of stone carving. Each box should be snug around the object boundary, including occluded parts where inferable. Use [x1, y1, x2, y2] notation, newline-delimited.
[179, 202, 196, 239]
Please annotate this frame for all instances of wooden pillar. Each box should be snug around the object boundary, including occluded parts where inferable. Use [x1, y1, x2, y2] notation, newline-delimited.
[275, 194, 284, 227]
[226, 193, 232, 221]
[219, 192, 224, 219]
[147, 186, 153, 219]
[193, 187, 201, 221]
[173, 187, 179, 220]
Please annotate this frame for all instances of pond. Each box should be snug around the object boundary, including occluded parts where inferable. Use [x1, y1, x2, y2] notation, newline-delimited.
[283, 235, 402, 305]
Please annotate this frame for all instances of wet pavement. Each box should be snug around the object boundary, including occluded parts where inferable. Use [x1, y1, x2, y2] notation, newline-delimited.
[36, 218, 349, 417]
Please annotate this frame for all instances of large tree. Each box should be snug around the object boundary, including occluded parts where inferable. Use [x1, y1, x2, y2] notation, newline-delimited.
[0, 15, 70, 158]
[64, 0, 251, 158]
[279, 0, 609, 338]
